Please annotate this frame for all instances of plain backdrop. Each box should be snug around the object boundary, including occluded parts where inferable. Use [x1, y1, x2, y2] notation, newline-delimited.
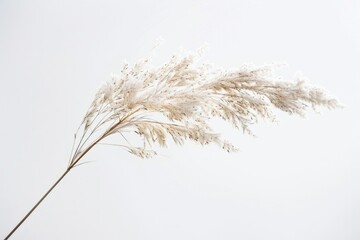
[1, 0, 359, 239]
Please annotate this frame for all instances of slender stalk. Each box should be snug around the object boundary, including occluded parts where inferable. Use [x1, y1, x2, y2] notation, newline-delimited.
[4, 117, 128, 239]
[5, 143, 97, 239]
[4, 169, 71, 240]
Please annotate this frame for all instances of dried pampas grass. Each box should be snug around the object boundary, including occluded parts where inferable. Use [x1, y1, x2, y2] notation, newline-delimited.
[69, 49, 338, 165]
[5, 48, 339, 239]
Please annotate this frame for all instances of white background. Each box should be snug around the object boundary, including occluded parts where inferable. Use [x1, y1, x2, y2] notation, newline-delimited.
[1, 0, 359, 239]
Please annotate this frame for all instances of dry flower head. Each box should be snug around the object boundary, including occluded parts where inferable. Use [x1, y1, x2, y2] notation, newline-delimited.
[68, 49, 339, 167]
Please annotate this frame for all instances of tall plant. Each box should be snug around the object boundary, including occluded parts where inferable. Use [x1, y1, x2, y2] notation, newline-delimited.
[4, 50, 339, 239]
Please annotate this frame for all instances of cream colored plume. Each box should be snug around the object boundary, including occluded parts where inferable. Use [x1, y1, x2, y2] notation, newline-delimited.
[68, 49, 339, 166]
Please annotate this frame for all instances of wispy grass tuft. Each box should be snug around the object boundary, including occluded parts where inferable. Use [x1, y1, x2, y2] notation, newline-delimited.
[5, 48, 340, 239]
[68, 49, 339, 164]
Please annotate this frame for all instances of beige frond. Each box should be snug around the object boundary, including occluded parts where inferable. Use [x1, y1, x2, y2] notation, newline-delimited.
[69, 49, 340, 165]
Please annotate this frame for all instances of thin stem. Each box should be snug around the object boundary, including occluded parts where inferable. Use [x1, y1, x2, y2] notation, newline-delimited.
[68, 134, 77, 167]
[5, 109, 140, 239]
[4, 169, 71, 240]
[5, 127, 110, 239]
[73, 111, 112, 161]
[70, 103, 108, 165]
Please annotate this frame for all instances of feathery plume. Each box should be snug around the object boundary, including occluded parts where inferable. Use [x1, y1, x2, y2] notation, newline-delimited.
[68, 50, 338, 166]
[5, 48, 339, 239]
